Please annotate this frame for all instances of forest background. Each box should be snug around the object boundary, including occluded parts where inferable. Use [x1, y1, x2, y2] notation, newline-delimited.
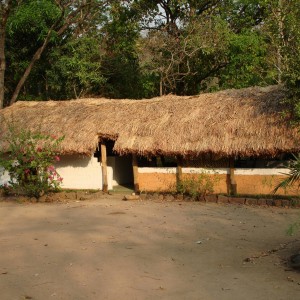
[0, 0, 300, 118]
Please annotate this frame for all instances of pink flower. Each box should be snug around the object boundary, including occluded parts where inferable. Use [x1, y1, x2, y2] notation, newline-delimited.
[24, 169, 30, 175]
[48, 165, 55, 172]
[54, 156, 60, 162]
[36, 147, 43, 152]
[58, 177, 63, 182]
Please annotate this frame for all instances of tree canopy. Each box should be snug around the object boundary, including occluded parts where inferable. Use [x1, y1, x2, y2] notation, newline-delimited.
[0, 0, 299, 118]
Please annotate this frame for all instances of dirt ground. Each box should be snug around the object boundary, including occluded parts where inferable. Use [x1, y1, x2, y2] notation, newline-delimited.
[0, 195, 300, 300]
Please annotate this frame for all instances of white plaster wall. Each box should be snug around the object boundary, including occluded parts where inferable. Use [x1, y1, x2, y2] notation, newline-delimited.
[138, 167, 290, 176]
[107, 157, 117, 186]
[55, 155, 113, 190]
[0, 156, 113, 190]
[107, 156, 133, 186]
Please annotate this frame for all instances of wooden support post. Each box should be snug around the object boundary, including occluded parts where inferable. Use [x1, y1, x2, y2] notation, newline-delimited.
[101, 143, 108, 193]
[132, 154, 140, 194]
[229, 157, 237, 195]
[176, 156, 183, 189]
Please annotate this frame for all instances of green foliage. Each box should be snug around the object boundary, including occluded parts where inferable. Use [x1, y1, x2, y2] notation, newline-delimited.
[139, 15, 231, 95]
[0, 126, 64, 198]
[2, 0, 300, 103]
[176, 172, 217, 200]
[287, 220, 300, 236]
[46, 36, 105, 99]
[4, 0, 61, 102]
[222, 0, 266, 32]
[259, 0, 300, 120]
[273, 154, 300, 194]
[100, 2, 143, 98]
[7, 0, 60, 38]
[272, 153, 300, 236]
[219, 30, 273, 89]
[282, 18, 300, 120]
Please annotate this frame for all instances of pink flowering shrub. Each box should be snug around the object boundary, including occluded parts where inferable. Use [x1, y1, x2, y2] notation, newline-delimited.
[0, 126, 64, 198]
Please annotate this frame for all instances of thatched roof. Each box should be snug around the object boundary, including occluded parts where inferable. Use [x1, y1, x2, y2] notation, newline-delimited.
[0, 85, 299, 157]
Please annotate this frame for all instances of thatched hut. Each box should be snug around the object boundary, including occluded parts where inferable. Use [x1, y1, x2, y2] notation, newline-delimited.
[0, 85, 299, 195]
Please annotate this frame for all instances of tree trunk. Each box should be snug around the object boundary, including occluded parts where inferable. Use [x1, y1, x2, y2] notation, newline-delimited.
[9, 28, 53, 105]
[0, 0, 12, 109]
[0, 19, 6, 109]
[277, 0, 284, 84]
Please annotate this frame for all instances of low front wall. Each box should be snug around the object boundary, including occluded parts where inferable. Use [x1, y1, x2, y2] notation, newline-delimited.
[55, 155, 112, 190]
[0, 155, 112, 190]
[138, 167, 299, 195]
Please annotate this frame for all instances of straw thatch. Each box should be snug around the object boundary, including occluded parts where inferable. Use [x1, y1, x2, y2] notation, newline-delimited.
[0, 85, 299, 158]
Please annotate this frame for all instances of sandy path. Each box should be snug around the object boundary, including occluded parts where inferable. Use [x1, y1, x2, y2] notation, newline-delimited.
[0, 196, 300, 300]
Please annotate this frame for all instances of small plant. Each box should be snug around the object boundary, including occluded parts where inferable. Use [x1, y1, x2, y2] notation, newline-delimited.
[287, 220, 300, 236]
[273, 154, 300, 194]
[0, 125, 64, 198]
[176, 172, 217, 200]
[273, 154, 300, 235]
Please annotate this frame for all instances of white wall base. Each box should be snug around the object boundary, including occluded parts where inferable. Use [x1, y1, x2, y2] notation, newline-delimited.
[138, 167, 290, 176]
[55, 155, 113, 190]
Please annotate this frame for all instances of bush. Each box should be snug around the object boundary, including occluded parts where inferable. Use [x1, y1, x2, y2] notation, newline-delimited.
[176, 172, 217, 200]
[0, 126, 64, 198]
